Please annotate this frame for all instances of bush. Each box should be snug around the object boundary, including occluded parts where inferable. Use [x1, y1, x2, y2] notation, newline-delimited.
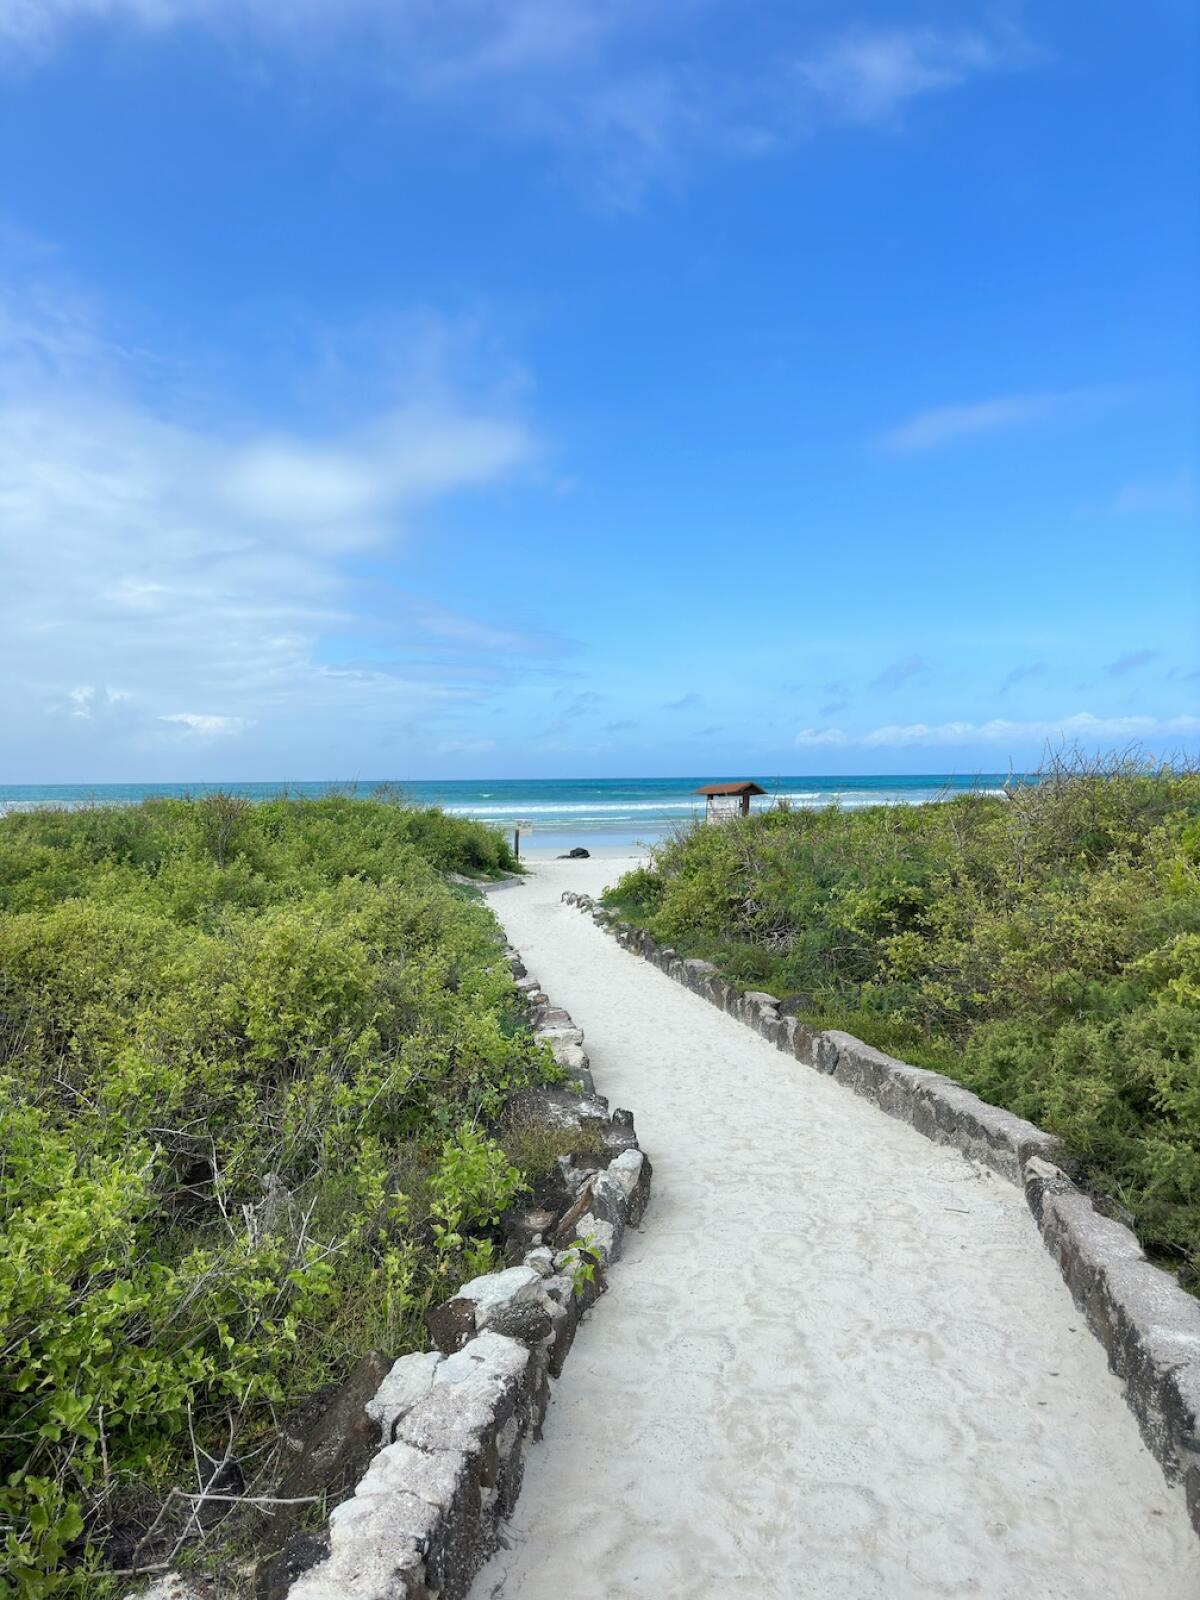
[0, 797, 537, 1595]
[606, 753, 1200, 1282]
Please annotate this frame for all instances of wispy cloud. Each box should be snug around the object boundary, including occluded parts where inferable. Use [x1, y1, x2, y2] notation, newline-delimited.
[795, 711, 1200, 750]
[0, 269, 547, 772]
[0, 5, 1040, 208]
[881, 387, 1119, 454]
[870, 654, 925, 691]
[795, 24, 1028, 125]
[0, 1, 679, 208]
[999, 662, 1050, 693]
[664, 692, 702, 711]
[405, 600, 559, 658]
[0, 0, 627, 62]
[67, 684, 130, 720]
[562, 690, 603, 718]
[160, 712, 250, 737]
[603, 718, 637, 733]
[1110, 471, 1196, 516]
[1104, 650, 1159, 677]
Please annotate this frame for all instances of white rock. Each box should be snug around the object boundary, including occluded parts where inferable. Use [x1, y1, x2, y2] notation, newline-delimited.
[524, 1245, 556, 1278]
[535, 1023, 585, 1047]
[542, 1272, 574, 1307]
[365, 1349, 443, 1436]
[353, 1438, 432, 1500]
[559, 1213, 615, 1265]
[328, 1493, 380, 1533]
[587, 1218, 616, 1262]
[287, 1582, 357, 1600]
[455, 1265, 543, 1325]
[555, 1212, 613, 1272]
[434, 1329, 531, 1394]
[607, 1148, 645, 1197]
[552, 1041, 589, 1073]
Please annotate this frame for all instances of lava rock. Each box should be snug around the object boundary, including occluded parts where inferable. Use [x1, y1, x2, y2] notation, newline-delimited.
[502, 1206, 558, 1256]
[485, 1300, 555, 1346]
[260, 1351, 388, 1577]
[425, 1296, 478, 1355]
[276, 1351, 388, 1506]
[256, 1530, 329, 1600]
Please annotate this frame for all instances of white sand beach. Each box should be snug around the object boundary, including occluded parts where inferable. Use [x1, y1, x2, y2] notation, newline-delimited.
[471, 853, 1200, 1600]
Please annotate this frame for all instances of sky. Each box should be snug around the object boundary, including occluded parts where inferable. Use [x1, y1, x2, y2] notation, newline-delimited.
[0, 0, 1197, 782]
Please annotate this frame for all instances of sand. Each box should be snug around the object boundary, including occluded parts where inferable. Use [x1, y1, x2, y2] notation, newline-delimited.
[467, 853, 1200, 1600]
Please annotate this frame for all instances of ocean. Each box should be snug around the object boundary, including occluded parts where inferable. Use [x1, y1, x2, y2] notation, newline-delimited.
[0, 775, 1018, 849]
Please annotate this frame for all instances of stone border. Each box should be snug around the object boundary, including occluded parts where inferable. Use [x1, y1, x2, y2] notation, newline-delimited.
[280, 943, 652, 1600]
[563, 890, 1200, 1535]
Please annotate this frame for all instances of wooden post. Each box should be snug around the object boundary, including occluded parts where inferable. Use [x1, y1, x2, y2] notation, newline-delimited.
[513, 826, 520, 860]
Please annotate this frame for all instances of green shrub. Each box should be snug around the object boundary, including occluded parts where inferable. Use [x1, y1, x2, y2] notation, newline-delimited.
[0, 797, 534, 1595]
[606, 754, 1200, 1282]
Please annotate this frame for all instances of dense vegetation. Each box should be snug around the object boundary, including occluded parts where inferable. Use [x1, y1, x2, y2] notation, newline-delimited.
[0, 795, 557, 1595]
[607, 756, 1200, 1285]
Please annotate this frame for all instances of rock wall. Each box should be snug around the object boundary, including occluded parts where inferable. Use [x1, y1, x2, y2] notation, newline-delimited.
[275, 942, 652, 1600]
[563, 891, 1200, 1537]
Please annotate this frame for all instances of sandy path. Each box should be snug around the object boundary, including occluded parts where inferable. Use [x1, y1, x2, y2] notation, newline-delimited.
[470, 854, 1199, 1600]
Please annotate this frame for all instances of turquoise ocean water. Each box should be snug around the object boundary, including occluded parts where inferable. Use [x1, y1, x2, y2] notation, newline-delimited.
[0, 775, 1019, 849]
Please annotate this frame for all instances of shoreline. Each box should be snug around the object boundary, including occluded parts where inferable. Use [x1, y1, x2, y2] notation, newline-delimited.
[0, 776, 1020, 844]
[513, 843, 650, 865]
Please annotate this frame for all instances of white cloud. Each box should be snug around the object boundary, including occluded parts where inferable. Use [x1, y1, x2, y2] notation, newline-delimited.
[795, 25, 1022, 124]
[222, 411, 529, 532]
[400, 0, 627, 88]
[160, 712, 250, 736]
[223, 447, 383, 528]
[0, 275, 548, 775]
[66, 685, 131, 719]
[880, 387, 1119, 453]
[795, 713, 1200, 751]
[791, 725, 852, 748]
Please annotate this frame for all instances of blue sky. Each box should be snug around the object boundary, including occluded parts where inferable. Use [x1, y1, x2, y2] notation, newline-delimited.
[0, 0, 1196, 781]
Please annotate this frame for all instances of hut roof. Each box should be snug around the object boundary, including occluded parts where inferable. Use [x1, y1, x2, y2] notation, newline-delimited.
[693, 781, 767, 797]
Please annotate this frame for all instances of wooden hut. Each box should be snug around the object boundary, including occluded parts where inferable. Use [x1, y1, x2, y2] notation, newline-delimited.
[694, 780, 766, 821]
